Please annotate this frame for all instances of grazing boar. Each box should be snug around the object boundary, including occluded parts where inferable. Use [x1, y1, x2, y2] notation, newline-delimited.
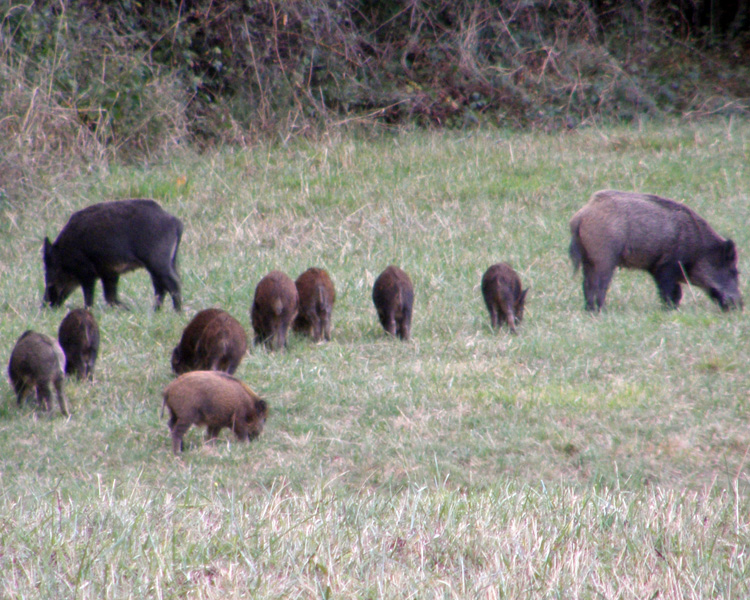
[372, 265, 414, 341]
[171, 308, 248, 375]
[251, 271, 299, 350]
[569, 189, 742, 312]
[161, 370, 268, 455]
[43, 199, 183, 311]
[481, 263, 528, 334]
[8, 330, 69, 415]
[293, 268, 336, 342]
[57, 308, 100, 380]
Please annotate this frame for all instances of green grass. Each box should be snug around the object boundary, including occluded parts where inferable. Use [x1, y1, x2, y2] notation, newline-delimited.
[2, 119, 749, 598]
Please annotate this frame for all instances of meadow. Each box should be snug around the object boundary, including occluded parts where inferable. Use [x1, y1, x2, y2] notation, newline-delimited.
[1, 119, 749, 598]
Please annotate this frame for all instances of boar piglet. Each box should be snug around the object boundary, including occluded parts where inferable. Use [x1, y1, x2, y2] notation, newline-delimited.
[372, 265, 414, 341]
[162, 370, 268, 455]
[171, 308, 248, 375]
[569, 190, 742, 312]
[43, 199, 183, 311]
[251, 271, 299, 351]
[293, 268, 336, 342]
[481, 263, 528, 334]
[58, 308, 100, 380]
[8, 330, 69, 415]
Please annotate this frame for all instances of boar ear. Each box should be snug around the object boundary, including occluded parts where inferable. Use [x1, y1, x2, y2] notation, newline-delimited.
[519, 288, 529, 306]
[723, 239, 738, 264]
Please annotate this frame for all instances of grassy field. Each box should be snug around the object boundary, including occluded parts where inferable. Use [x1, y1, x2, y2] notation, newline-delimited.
[1, 119, 749, 598]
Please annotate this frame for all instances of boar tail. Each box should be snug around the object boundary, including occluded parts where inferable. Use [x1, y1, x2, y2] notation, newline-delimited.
[160, 393, 168, 419]
[315, 283, 326, 311]
[568, 216, 583, 274]
[569, 237, 583, 273]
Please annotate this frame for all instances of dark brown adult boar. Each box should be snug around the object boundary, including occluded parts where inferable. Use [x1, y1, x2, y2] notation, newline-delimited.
[8, 330, 69, 415]
[58, 308, 100, 380]
[293, 268, 336, 342]
[43, 199, 183, 311]
[569, 189, 742, 312]
[251, 271, 299, 350]
[161, 370, 268, 455]
[171, 308, 248, 375]
[481, 263, 528, 334]
[372, 265, 414, 341]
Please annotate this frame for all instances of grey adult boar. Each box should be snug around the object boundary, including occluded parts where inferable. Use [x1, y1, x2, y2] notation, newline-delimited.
[8, 330, 69, 415]
[569, 190, 742, 312]
[171, 308, 248, 375]
[161, 370, 268, 455]
[251, 271, 299, 351]
[293, 268, 336, 342]
[43, 199, 183, 311]
[372, 265, 414, 341]
[58, 308, 100, 380]
[481, 263, 528, 334]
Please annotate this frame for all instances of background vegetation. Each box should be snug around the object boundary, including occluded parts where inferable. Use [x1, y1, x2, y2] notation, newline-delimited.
[1, 119, 749, 597]
[2, 0, 750, 202]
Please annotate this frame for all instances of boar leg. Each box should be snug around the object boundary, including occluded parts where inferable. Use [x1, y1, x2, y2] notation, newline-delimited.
[397, 304, 412, 341]
[232, 420, 250, 443]
[53, 377, 69, 416]
[651, 263, 683, 308]
[582, 265, 613, 312]
[378, 309, 397, 337]
[225, 359, 239, 376]
[36, 384, 53, 412]
[205, 426, 220, 443]
[275, 327, 287, 350]
[84, 356, 96, 381]
[13, 380, 29, 406]
[101, 274, 125, 307]
[506, 311, 518, 335]
[149, 269, 182, 311]
[170, 421, 191, 454]
[312, 316, 323, 342]
[397, 323, 410, 341]
[80, 277, 98, 308]
[486, 303, 500, 330]
[323, 316, 332, 341]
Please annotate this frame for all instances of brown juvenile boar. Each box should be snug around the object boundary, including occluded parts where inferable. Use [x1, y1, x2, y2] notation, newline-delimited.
[481, 263, 528, 334]
[293, 268, 336, 342]
[161, 370, 268, 455]
[58, 308, 100, 380]
[8, 330, 69, 415]
[251, 271, 299, 350]
[43, 199, 183, 311]
[372, 265, 414, 341]
[171, 308, 248, 375]
[569, 190, 742, 312]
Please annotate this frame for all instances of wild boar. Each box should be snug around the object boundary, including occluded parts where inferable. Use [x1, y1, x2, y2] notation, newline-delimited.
[161, 370, 268, 455]
[481, 263, 528, 334]
[293, 268, 336, 342]
[372, 265, 414, 341]
[57, 308, 100, 380]
[251, 271, 299, 350]
[569, 189, 742, 312]
[171, 308, 248, 375]
[43, 199, 183, 311]
[8, 330, 69, 415]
